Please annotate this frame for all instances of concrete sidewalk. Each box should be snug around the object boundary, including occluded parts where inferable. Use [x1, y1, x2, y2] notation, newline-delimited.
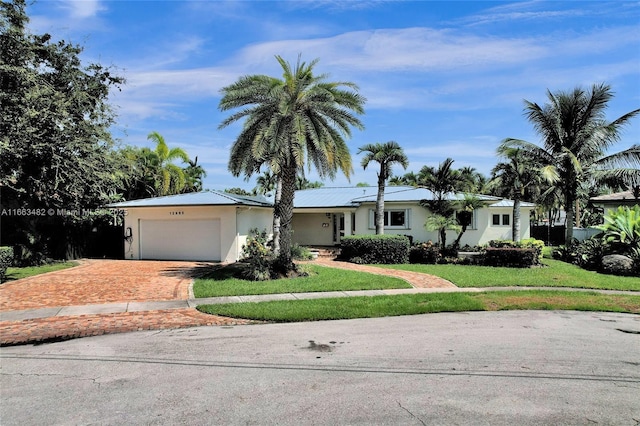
[3, 286, 638, 323]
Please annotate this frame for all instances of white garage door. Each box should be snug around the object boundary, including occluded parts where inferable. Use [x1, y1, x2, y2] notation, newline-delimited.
[139, 219, 221, 261]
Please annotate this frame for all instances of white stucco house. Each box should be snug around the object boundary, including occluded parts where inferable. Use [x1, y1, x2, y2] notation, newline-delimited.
[108, 186, 535, 262]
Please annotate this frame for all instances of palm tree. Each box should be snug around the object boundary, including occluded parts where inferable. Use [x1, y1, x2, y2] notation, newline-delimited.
[425, 214, 461, 250]
[490, 146, 544, 242]
[182, 156, 207, 193]
[146, 131, 190, 196]
[219, 55, 365, 273]
[418, 158, 460, 217]
[254, 170, 277, 195]
[503, 83, 640, 246]
[452, 194, 485, 248]
[358, 141, 409, 234]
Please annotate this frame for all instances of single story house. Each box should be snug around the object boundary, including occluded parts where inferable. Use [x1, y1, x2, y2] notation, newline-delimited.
[589, 190, 640, 217]
[108, 186, 535, 262]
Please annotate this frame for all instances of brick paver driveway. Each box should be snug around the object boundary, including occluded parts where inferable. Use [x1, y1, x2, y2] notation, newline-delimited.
[0, 260, 254, 346]
[0, 259, 203, 312]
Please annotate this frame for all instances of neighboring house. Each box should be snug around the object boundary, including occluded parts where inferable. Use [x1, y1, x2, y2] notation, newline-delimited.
[589, 190, 640, 217]
[109, 186, 535, 262]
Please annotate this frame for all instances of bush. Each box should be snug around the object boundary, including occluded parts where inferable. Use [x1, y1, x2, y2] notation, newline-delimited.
[573, 238, 607, 271]
[240, 229, 274, 281]
[484, 247, 537, 268]
[487, 239, 544, 264]
[483, 239, 544, 268]
[340, 235, 409, 264]
[0, 246, 14, 283]
[409, 241, 440, 264]
[291, 244, 313, 261]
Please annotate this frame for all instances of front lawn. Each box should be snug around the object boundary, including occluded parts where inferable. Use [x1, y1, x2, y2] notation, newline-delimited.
[193, 264, 411, 297]
[380, 259, 640, 291]
[3, 261, 78, 282]
[197, 290, 640, 322]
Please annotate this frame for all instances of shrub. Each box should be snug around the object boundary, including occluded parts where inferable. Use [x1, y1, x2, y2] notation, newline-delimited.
[593, 205, 640, 255]
[240, 229, 274, 281]
[483, 239, 544, 268]
[484, 247, 537, 268]
[573, 238, 607, 271]
[0, 246, 13, 283]
[340, 235, 409, 264]
[409, 241, 440, 264]
[487, 239, 544, 265]
[291, 244, 313, 261]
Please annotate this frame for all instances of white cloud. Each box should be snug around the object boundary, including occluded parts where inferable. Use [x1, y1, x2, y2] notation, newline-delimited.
[60, 0, 106, 19]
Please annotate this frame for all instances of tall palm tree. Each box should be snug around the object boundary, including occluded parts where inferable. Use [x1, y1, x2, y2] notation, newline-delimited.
[219, 55, 365, 273]
[490, 146, 544, 242]
[358, 141, 409, 234]
[146, 131, 190, 196]
[502, 83, 640, 246]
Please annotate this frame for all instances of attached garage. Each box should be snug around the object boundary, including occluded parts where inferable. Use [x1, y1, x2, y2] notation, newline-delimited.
[139, 219, 221, 261]
[108, 191, 274, 263]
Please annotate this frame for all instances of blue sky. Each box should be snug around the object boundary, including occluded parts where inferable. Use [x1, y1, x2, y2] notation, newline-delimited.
[26, 1, 640, 193]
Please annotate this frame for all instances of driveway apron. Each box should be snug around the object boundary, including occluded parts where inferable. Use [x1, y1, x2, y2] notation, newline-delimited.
[0, 260, 254, 346]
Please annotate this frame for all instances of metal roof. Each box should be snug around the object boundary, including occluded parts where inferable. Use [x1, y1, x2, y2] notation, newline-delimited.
[107, 186, 532, 210]
[489, 199, 536, 208]
[107, 190, 272, 208]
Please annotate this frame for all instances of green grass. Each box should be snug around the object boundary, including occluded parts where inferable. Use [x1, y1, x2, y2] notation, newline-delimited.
[379, 259, 640, 291]
[197, 290, 640, 322]
[4, 261, 78, 281]
[193, 264, 411, 297]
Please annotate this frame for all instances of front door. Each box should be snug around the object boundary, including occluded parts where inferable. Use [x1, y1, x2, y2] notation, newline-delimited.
[333, 213, 344, 244]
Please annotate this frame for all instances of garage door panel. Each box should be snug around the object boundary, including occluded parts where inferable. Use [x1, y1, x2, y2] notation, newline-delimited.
[139, 219, 221, 261]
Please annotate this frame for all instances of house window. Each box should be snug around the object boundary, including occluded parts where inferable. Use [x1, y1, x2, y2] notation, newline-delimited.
[492, 214, 510, 226]
[455, 210, 477, 230]
[369, 209, 411, 229]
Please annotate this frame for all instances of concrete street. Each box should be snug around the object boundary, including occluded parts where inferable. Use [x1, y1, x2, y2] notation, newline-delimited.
[2, 310, 639, 425]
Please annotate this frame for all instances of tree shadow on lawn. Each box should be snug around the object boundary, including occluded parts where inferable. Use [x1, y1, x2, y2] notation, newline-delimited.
[160, 262, 244, 281]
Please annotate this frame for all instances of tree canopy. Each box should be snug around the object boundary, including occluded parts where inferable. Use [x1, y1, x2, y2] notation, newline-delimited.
[0, 0, 124, 261]
[219, 55, 365, 274]
[502, 83, 640, 245]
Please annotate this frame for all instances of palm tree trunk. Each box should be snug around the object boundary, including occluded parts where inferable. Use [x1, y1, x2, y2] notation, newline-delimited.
[565, 193, 575, 246]
[375, 173, 385, 235]
[272, 177, 282, 256]
[275, 164, 297, 274]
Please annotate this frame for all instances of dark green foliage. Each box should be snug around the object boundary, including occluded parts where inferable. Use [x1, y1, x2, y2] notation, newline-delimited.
[573, 238, 607, 271]
[484, 247, 537, 268]
[240, 229, 274, 281]
[340, 235, 409, 264]
[0, 246, 14, 282]
[409, 241, 441, 264]
[483, 239, 544, 267]
[290, 244, 313, 261]
[0, 1, 124, 262]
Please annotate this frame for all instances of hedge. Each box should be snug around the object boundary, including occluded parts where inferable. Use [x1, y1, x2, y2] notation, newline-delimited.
[340, 235, 409, 264]
[0, 246, 14, 283]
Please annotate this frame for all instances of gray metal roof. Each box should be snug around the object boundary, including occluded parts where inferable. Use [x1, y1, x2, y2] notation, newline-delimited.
[489, 199, 536, 208]
[107, 190, 272, 208]
[107, 186, 531, 210]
